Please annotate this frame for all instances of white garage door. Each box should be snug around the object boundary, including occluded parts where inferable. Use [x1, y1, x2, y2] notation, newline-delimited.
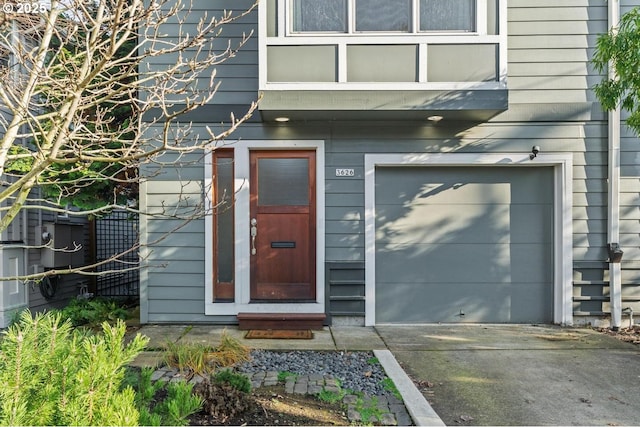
[375, 166, 554, 323]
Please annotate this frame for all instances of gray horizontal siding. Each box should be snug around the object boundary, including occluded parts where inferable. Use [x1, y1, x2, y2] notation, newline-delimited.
[140, 0, 640, 322]
[142, 0, 258, 115]
[508, 2, 605, 105]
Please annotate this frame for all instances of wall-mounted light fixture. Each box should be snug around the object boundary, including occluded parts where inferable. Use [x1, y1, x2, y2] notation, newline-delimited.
[608, 243, 624, 263]
[529, 145, 540, 160]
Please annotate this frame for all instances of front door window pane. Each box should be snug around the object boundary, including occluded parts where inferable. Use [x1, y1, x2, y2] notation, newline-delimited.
[258, 158, 309, 206]
[356, 0, 410, 32]
[420, 0, 475, 31]
[292, 0, 347, 32]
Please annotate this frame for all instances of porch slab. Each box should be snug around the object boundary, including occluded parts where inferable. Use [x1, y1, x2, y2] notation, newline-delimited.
[130, 324, 188, 349]
[331, 326, 387, 351]
[133, 324, 337, 351]
[176, 325, 247, 346]
[182, 325, 336, 350]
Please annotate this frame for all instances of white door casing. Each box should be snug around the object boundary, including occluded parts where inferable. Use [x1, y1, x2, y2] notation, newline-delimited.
[205, 140, 325, 316]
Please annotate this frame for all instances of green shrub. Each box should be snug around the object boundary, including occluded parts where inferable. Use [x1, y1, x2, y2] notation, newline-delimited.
[125, 368, 203, 426]
[0, 310, 148, 426]
[152, 381, 203, 426]
[55, 297, 130, 327]
[213, 370, 252, 393]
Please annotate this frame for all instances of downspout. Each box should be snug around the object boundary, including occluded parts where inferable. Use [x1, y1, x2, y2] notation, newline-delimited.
[607, 0, 622, 330]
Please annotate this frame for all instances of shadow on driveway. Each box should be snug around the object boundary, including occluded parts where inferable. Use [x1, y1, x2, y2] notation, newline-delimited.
[376, 324, 640, 426]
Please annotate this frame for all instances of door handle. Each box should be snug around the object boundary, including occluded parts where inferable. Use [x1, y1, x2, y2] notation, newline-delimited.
[250, 218, 257, 255]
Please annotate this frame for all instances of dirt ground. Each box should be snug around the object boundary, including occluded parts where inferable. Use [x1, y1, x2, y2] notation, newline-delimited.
[594, 324, 640, 345]
[188, 385, 349, 426]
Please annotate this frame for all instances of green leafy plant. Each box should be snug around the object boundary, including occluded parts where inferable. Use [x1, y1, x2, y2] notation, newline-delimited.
[593, 7, 640, 135]
[277, 371, 298, 382]
[123, 367, 163, 410]
[352, 395, 385, 425]
[317, 388, 345, 404]
[213, 370, 252, 394]
[316, 378, 346, 404]
[153, 381, 203, 426]
[124, 367, 202, 426]
[0, 310, 148, 426]
[381, 377, 402, 400]
[55, 297, 130, 327]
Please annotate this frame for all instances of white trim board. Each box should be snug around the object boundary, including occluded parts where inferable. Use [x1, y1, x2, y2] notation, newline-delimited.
[364, 153, 573, 326]
[205, 140, 326, 316]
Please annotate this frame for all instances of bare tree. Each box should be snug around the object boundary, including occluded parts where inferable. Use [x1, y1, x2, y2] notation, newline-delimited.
[0, 0, 257, 280]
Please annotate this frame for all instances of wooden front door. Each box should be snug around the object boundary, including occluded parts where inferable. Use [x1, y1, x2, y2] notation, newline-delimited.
[249, 151, 316, 300]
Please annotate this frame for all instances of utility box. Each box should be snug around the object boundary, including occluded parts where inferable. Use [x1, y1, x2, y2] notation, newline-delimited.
[36, 223, 85, 268]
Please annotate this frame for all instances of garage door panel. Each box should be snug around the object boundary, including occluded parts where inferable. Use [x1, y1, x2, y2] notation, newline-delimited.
[374, 166, 554, 324]
[376, 204, 552, 245]
[376, 282, 553, 323]
[510, 204, 554, 243]
[376, 243, 550, 284]
[376, 203, 510, 244]
[375, 167, 552, 206]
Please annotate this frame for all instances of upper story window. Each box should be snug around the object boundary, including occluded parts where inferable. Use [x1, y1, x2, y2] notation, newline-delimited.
[291, 0, 475, 34]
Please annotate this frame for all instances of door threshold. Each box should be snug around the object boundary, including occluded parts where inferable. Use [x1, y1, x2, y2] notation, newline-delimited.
[249, 300, 317, 304]
[237, 312, 326, 330]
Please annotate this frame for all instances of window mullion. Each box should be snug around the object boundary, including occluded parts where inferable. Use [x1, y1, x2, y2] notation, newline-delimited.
[347, 0, 355, 33]
[338, 43, 347, 82]
[412, 0, 418, 33]
[476, 0, 487, 34]
[279, 0, 287, 36]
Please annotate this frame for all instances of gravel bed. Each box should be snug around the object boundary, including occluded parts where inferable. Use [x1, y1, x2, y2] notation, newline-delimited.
[235, 350, 389, 396]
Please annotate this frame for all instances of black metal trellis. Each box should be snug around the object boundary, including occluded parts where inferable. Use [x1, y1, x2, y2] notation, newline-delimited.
[90, 210, 139, 298]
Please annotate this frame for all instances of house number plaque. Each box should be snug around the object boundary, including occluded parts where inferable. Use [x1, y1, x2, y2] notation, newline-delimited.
[335, 168, 355, 177]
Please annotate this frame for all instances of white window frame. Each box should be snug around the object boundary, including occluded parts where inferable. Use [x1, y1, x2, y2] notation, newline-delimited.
[364, 153, 574, 326]
[259, 0, 506, 91]
[286, 0, 484, 36]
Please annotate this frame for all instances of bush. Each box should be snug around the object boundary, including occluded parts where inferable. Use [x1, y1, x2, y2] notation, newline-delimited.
[124, 367, 203, 426]
[212, 370, 252, 394]
[0, 310, 148, 426]
[55, 297, 130, 327]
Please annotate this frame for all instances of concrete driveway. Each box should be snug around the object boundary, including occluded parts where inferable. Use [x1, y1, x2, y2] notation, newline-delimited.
[376, 324, 640, 426]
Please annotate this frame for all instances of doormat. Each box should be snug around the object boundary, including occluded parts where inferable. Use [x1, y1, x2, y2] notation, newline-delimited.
[245, 329, 313, 339]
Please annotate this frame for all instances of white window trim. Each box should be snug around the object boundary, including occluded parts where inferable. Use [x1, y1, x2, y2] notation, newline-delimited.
[259, 0, 507, 91]
[364, 152, 573, 326]
[204, 140, 325, 316]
